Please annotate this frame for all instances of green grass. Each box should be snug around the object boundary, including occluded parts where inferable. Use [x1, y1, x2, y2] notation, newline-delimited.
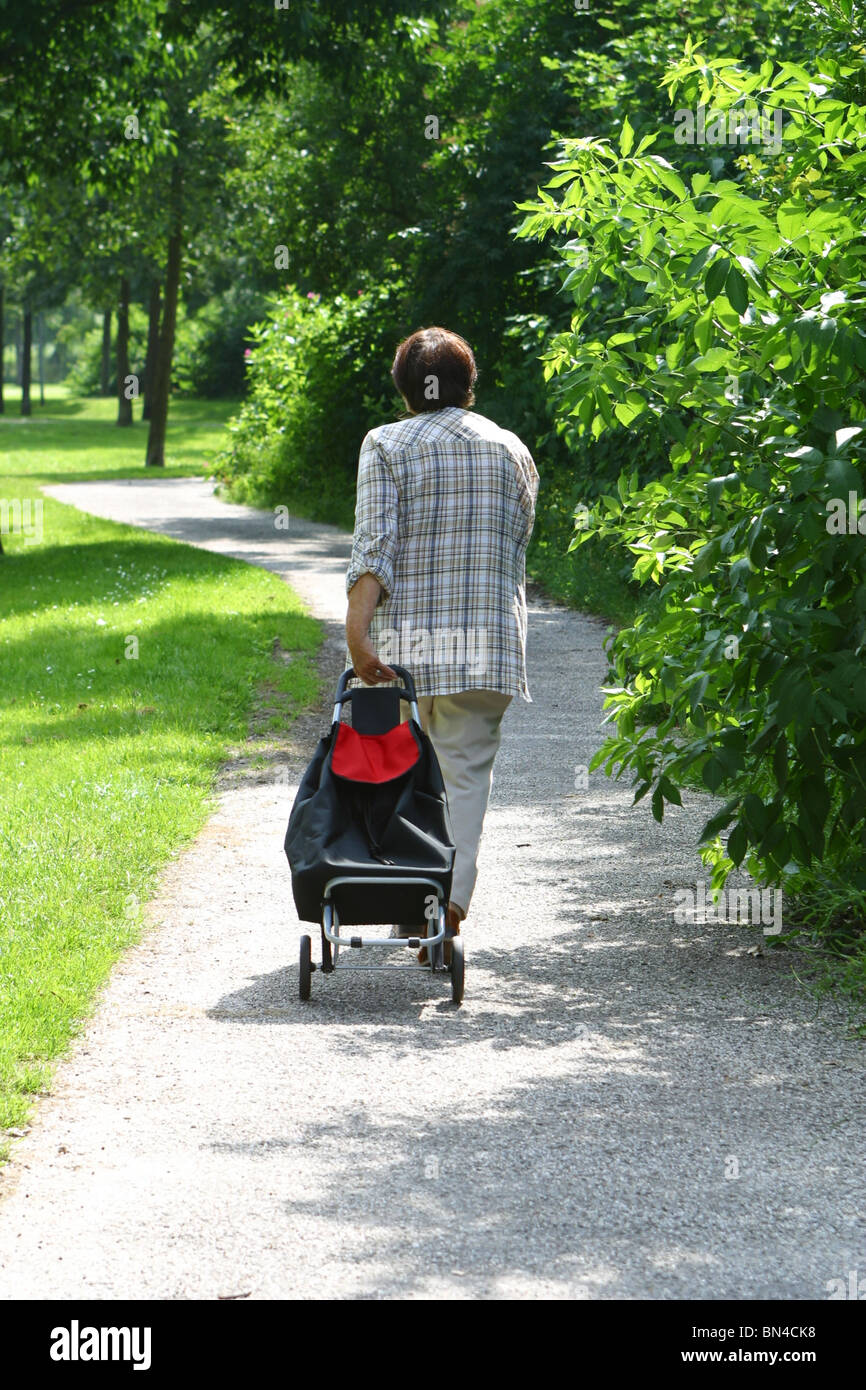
[1, 384, 239, 480]
[0, 389, 321, 1152]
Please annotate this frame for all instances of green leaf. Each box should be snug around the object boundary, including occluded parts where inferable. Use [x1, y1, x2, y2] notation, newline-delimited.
[596, 387, 615, 428]
[692, 538, 721, 579]
[693, 347, 731, 372]
[788, 824, 812, 867]
[659, 775, 682, 806]
[776, 199, 808, 238]
[736, 255, 763, 286]
[783, 444, 823, 464]
[665, 339, 685, 370]
[798, 809, 824, 858]
[727, 821, 748, 867]
[614, 397, 646, 426]
[694, 310, 714, 354]
[825, 456, 861, 491]
[699, 799, 741, 844]
[685, 244, 714, 280]
[800, 776, 831, 832]
[689, 671, 710, 711]
[743, 793, 770, 835]
[833, 426, 863, 453]
[639, 224, 657, 258]
[645, 155, 687, 200]
[725, 265, 749, 314]
[820, 290, 847, 314]
[561, 266, 587, 293]
[620, 115, 635, 157]
[635, 132, 659, 155]
[705, 257, 729, 301]
[747, 515, 765, 564]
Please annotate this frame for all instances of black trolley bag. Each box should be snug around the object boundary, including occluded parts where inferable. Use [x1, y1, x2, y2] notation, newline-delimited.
[285, 665, 455, 929]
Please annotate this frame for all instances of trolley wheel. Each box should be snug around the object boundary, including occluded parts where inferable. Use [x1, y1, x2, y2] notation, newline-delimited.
[299, 934, 312, 1000]
[450, 936, 464, 1005]
[320, 924, 333, 973]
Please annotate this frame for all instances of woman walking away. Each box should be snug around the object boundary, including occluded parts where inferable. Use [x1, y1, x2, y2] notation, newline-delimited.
[345, 326, 539, 963]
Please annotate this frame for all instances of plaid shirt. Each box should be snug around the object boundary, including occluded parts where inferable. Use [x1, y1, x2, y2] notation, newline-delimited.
[346, 406, 539, 700]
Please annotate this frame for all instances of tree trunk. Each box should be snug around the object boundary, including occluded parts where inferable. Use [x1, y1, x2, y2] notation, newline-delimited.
[116, 274, 133, 426]
[0, 293, 3, 535]
[21, 305, 32, 416]
[100, 307, 112, 395]
[146, 163, 183, 468]
[142, 279, 161, 422]
[38, 310, 46, 404]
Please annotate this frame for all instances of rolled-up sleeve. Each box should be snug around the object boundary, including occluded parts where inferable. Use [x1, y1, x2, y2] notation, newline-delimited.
[514, 446, 539, 542]
[346, 431, 399, 605]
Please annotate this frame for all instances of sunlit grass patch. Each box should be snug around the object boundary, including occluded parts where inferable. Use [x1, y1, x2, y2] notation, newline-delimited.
[0, 397, 321, 1149]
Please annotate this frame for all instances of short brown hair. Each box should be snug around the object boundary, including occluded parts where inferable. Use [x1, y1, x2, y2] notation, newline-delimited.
[391, 327, 477, 413]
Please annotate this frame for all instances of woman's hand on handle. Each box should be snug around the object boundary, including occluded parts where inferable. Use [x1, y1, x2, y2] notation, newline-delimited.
[349, 636, 398, 686]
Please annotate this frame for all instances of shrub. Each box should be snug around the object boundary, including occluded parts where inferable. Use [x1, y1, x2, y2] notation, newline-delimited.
[211, 276, 412, 527]
[517, 39, 866, 914]
[173, 284, 271, 398]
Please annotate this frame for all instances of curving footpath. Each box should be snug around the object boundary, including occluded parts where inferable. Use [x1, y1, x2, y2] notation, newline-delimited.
[0, 476, 862, 1300]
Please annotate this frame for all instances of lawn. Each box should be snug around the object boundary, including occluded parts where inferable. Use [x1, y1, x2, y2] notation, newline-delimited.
[0, 384, 238, 481]
[0, 389, 322, 1152]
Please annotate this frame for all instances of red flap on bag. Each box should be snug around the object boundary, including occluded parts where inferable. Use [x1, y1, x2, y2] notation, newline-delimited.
[331, 721, 421, 784]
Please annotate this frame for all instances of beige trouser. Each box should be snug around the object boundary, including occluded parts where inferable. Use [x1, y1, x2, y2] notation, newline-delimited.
[412, 690, 512, 917]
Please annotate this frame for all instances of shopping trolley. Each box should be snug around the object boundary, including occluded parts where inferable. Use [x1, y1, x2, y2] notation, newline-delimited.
[285, 666, 463, 1002]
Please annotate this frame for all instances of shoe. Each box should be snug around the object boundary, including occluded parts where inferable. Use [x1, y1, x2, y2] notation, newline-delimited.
[418, 902, 465, 966]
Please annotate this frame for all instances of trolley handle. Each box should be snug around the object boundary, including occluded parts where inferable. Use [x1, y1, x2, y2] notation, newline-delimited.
[333, 665, 418, 708]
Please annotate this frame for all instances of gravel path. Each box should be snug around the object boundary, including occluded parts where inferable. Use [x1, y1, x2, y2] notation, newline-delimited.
[0, 476, 862, 1300]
